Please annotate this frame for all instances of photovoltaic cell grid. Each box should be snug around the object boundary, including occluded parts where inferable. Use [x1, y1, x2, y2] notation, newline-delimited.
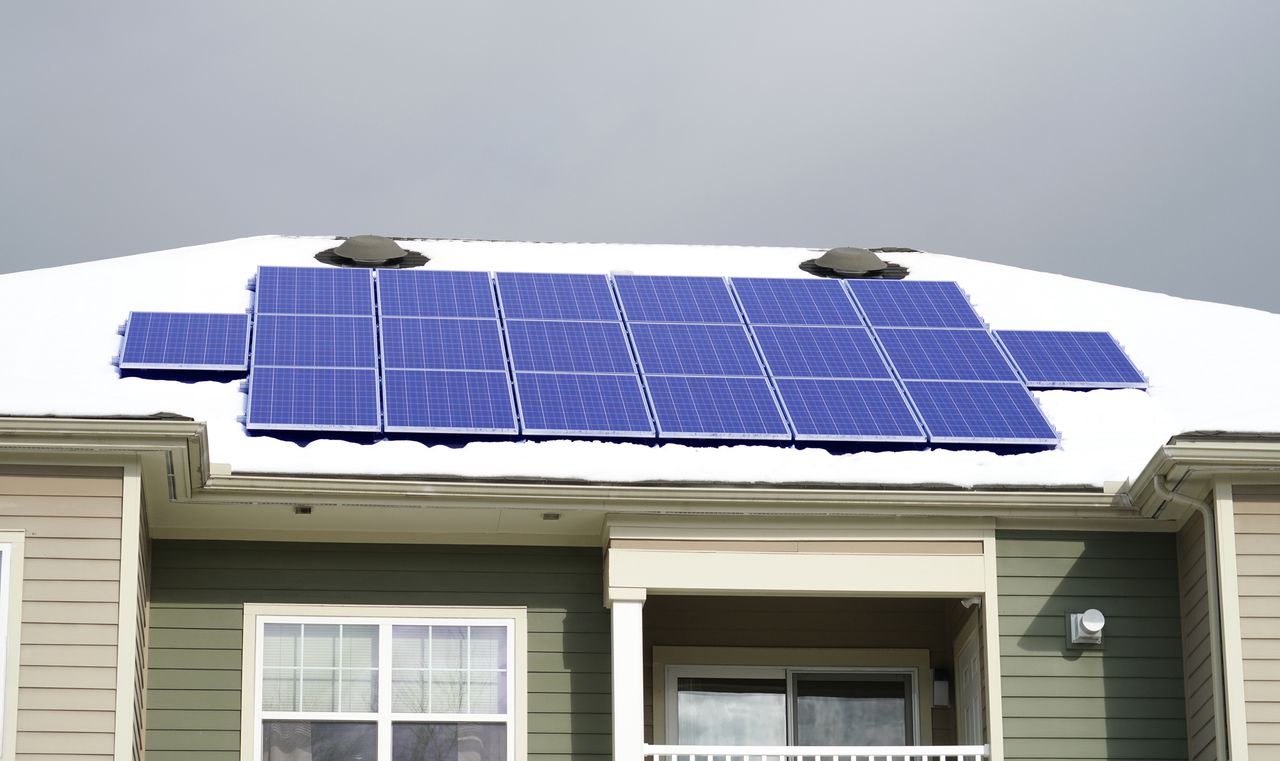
[375, 270, 517, 434]
[845, 280, 985, 329]
[996, 331, 1148, 389]
[628, 323, 765, 377]
[875, 328, 1020, 382]
[505, 320, 636, 375]
[777, 378, 926, 441]
[644, 376, 791, 439]
[904, 381, 1058, 444]
[246, 367, 381, 431]
[254, 267, 375, 316]
[513, 373, 654, 436]
[119, 312, 250, 371]
[730, 278, 863, 326]
[495, 272, 620, 321]
[612, 275, 743, 324]
[252, 315, 378, 369]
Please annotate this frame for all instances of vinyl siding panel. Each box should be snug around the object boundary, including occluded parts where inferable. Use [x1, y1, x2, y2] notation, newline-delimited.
[146, 540, 609, 761]
[0, 466, 124, 761]
[997, 531, 1187, 760]
[1232, 485, 1280, 757]
[1177, 514, 1218, 761]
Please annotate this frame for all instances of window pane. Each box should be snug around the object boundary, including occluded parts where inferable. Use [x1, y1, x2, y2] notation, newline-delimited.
[469, 670, 506, 714]
[343, 625, 379, 669]
[393, 626, 429, 670]
[304, 625, 340, 669]
[263, 667, 299, 712]
[264, 624, 301, 670]
[393, 670, 427, 713]
[392, 723, 506, 761]
[341, 669, 377, 713]
[469, 627, 507, 671]
[263, 721, 375, 761]
[676, 677, 786, 745]
[301, 669, 338, 712]
[429, 670, 465, 713]
[431, 627, 466, 670]
[793, 674, 911, 746]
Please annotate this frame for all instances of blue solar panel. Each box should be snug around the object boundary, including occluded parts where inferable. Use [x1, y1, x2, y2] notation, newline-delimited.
[845, 281, 984, 329]
[613, 275, 742, 324]
[514, 373, 655, 437]
[376, 270, 497, 318]
[383, 370, 518, 434]
[752, 326, 892, 379]
[644, 375, 790, 439]
[902, 381, 1058, 444]
[996, 331, 1148, 389]
[252, 315, 378, 368]
[495, 272, 620, 321]
[629, 323, 764, 377]
[876, 328, 1019, 382]
[505, 320, 635, 374]
[774, 378, 926, 442]
[730, 278, 863, 326]
[381, 318, 507, 371]
[255, 267, 374, 316]
[119, 312, 249, 371]
[245, 367, 381, 431]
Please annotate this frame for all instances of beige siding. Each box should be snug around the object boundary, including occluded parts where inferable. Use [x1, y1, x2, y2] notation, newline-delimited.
[1233, 485, 1280, 757]
[1178, 512, 1218, 761]
[0, 465, 124, 761]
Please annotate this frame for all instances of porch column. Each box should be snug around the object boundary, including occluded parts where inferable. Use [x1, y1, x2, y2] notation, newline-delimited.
[610, 590, 646, 761]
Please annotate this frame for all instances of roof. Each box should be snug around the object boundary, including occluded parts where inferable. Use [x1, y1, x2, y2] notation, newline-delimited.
[2, 235, 1277, 488]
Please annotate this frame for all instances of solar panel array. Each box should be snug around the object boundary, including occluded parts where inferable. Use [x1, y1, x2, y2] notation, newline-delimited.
[117, 267, 1151, 450]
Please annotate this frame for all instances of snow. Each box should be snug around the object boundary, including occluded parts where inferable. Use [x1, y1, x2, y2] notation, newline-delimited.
[2, 235, 1277, 487]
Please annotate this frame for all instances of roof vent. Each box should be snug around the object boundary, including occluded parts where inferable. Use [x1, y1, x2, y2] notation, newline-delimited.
[800, 246, 910, 279]
[316, 235, 429, 269]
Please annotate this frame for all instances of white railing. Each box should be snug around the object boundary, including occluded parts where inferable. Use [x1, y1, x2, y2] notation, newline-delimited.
[643, 744, 990, 761]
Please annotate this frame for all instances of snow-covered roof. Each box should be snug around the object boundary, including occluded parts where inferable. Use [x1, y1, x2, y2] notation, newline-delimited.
[3, 235, 1277, 488]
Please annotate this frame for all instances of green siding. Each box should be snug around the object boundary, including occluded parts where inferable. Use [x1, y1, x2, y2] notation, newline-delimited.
[146, 540, 610, 761]
[998, 531, 1187, 760]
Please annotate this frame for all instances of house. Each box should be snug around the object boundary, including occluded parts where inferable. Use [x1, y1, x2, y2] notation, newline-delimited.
[0, 235, 1278, 761]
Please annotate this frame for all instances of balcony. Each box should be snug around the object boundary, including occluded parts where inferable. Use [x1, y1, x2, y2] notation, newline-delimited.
[643, 744, 990, 761]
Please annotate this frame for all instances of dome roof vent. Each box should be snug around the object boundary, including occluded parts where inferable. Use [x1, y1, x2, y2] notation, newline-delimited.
[316, 235, 429, 268]
[800, 246, 910, 279]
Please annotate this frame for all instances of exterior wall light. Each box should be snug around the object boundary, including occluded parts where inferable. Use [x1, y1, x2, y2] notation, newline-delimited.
[1068, 608, 1105, 647]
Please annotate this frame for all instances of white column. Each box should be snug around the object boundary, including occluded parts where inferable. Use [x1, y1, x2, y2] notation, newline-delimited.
[611, 595, 646, 761]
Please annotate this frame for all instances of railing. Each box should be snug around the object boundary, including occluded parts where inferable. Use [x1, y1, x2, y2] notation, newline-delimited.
[643, 744, 990, 761]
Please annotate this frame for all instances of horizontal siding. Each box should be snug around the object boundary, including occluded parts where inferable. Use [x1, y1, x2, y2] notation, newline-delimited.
[146, 540, 610, 761]
[1233, 485, 1280, 755]
[1177, 514, 1217, 761]
[0, 467, 124, 761]
[997, 530, 1186, 760]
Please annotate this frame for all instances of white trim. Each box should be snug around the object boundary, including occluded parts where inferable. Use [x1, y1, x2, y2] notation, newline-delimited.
[611, 599, 645, 761]
[981, 530, 1005, 761]
[114, 459, 144, 761]
[1214, 480, 1251, 760]
[241, 604, 528, 761]
[0, 532, 25, 761]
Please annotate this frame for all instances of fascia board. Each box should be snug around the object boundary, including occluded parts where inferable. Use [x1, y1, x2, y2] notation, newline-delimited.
[1128, 439, 1280, 517]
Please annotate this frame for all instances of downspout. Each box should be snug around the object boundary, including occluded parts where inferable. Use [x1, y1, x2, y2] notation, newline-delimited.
[1153, 475, 1230, 761]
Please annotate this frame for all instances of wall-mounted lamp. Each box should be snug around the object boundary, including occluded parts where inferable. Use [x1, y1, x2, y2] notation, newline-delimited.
[1067, 608, 1106, 647]
[932, 669, 951, 707]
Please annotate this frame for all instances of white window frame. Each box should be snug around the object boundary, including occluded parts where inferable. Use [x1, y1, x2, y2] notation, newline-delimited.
[0, 533, 25, 761]
[242, 604, 528, 761]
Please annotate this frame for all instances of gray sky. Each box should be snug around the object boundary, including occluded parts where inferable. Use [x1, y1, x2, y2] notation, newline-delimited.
[3, 2, 1278, 311]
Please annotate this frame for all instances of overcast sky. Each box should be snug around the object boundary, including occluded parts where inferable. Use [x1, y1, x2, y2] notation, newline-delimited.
[2, 2, 1277, 311]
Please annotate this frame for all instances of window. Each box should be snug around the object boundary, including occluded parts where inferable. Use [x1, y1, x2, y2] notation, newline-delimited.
[245, 606, 526, 761]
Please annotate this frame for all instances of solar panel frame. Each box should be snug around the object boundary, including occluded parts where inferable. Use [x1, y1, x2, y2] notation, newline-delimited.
[901, 380, 1059, 445]
[382, 369, 519, 434]
[643, 375, 792, 440]
[512, 372, 656, 438]
[376, 269, 498, 319]
[750, 325, 895, 380]
[118, 312, 251, 371]
[381, 317, 509, 371]
[628, 323, 768, 378]
[244, 366, 382, 432]
[773, 378, 928, 442]
[729, 277, 864, 326]
[495, 272, 622, 321]
[875, 327, 1021, 382]
[844, 280, 985, 329]
[995, 330, 1149, 389]
[505, 320, 638, 375]
[251, 315, 379, 369]
[254, 267, 376, 316]
[612, 275, 744, 324]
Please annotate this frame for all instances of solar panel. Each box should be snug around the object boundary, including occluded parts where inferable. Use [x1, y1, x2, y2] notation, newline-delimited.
[774, 378, 926, 442]
[845, 281, 984, 329]
[495, 272, 620, 321]
[730, 278, 863, 326]
[902, 381, 1058, 445]
[255, 267, 375, 316]
[996, 331, 1148, 389]
[252, 315, 378, 368]
[119, 312, 250, 371]
[245, 367, 381, 431]
[629, 323, 765, 377]
[383, 370, 518, 434]
[751, 326, 893, 379]
[381, 318, 507, 371]
[514, 373, 655, 437]
[505, 320, 635, 374]
[612, 275, 742, 324]
[644, 375, 790, 439]
[875, 328, 1019, 382]
[377, 270, 497, 319]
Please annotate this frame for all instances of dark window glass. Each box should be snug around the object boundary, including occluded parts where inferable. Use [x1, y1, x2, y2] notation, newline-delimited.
[793, 673, 911, 746]
[392, 722, 506, 761]
[262, 721, 376, 761]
